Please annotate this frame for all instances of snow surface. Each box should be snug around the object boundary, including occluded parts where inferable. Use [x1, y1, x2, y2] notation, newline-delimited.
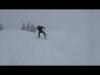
[0, 30, 99, 65]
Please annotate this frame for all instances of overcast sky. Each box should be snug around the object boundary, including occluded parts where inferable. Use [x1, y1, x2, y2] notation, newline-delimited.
[0, 10, 100, 30]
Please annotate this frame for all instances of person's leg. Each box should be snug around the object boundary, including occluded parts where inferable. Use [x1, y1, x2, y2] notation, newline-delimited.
[38, 32, 41, 38]
[43, 31, 46, 39]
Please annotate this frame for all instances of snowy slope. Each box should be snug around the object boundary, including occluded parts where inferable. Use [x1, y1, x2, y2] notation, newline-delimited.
[0, 30, 69, 65]
[0, 30, 95, 65]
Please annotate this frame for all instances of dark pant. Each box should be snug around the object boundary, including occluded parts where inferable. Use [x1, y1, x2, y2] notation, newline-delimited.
[38, 31, 46, 39]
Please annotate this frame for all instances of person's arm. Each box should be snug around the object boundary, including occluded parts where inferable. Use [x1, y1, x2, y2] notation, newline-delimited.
[43, 27, 45, 31]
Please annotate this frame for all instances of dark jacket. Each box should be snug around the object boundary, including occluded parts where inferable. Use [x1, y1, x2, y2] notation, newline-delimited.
[37, 26, 45, 32]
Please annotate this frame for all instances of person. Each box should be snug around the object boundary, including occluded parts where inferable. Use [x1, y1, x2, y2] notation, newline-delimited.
[36, 25, 46, 39]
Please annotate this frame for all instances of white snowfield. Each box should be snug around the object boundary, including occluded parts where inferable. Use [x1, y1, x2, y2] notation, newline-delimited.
[0, 30, 99, 65]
